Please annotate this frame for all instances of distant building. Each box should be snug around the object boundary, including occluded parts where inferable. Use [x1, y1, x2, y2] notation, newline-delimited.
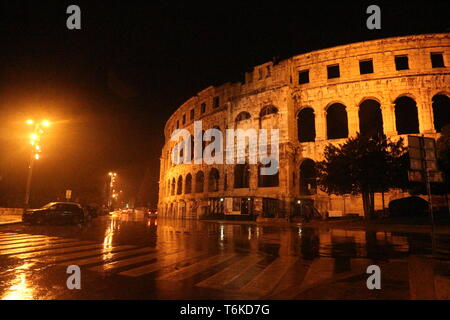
[158, 33, 450, 220]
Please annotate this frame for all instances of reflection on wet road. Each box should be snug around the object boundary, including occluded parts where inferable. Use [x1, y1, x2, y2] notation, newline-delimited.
[0, 213, 449, 299]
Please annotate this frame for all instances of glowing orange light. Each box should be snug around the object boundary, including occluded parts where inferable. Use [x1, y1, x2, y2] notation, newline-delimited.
[34, 154, 40, 160]
[25, 120, 34, 125]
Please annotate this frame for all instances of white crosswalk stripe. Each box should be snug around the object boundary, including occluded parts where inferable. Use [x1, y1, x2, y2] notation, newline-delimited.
[0, 232, 294, 297]
[60, 247, 156, 266]
[118, 250, 204, 277]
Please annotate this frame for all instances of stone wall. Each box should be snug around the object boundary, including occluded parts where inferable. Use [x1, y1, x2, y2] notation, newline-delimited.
[158, 33, 450, 219]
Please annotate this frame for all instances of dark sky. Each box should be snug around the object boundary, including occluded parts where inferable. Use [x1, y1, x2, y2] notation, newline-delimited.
[0, 0, 448, 208]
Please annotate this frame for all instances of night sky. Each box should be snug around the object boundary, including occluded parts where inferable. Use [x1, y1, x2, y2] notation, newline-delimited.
[0, 1, 448, 208]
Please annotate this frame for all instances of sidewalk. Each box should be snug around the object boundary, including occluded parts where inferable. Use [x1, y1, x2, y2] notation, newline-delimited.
[0, 215, 23, 226]
[200, 217, 450, 235]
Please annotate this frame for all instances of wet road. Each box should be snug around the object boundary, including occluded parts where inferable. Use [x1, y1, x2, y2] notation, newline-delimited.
[0, 212, 449, 300]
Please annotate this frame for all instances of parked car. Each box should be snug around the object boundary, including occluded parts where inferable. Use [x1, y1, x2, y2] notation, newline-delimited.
[388, 196, 429, 217]
[147, 209, 158, 218]
[23, 202, 87, 225]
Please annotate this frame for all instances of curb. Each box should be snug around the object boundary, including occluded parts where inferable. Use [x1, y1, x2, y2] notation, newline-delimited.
[0, 221, 23, 226]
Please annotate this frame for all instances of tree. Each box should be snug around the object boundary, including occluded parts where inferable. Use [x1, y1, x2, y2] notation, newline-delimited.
[317, 133, 406, 219]
[437, 124, 450, 208]
[437, 124, 450, 178]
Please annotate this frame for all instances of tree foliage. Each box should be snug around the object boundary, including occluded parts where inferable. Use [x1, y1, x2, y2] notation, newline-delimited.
[437, 124, 450, 178]
[317, 133, 407, 218]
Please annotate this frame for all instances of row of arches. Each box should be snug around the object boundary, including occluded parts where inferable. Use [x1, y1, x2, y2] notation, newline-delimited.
[235, 105, 278, 123]
[297, 94, 450, 142]
[166, 164, 280, 197]
[166, 159, 317, 198]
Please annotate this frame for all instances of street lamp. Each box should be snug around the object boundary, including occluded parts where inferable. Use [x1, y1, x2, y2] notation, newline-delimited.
[108, 172, 118, 208]
[24, 120, 50, 211]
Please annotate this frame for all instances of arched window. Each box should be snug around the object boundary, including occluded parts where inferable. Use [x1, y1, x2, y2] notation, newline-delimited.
[297, 108, 316, 142]
[394, 96, 419, 134]
[432, 94, 450, 132]
[234, 164, 250, 188]
[260, 105, 278, 117]
[190, 135, 194, 161]
[300, 159, 317, 195]
[195, 171, 204, 193]
[208, 168, 220, 192]
[359, 99, 383, 137]
[177, 176, 183, 195]
[235, 111, 251, 122]
[167, 179, 170, 196]
[258, 162, 279, 187]
[326, 103, 348, 139]
[185, 173, 192, 194]
[171, 178, 176, 196]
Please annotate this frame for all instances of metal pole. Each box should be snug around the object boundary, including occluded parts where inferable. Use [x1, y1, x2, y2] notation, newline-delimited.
[421, 136, 435, 255]
[24, 151, 34, 213]
[108, 175, 112, 208]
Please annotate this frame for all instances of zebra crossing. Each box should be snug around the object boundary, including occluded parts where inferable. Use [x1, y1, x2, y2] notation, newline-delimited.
[0, 231, 343, 298]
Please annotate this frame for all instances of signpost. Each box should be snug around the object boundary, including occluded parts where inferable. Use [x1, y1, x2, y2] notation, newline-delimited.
[408, 135, 443, 254]
[66, 189, 72, 201]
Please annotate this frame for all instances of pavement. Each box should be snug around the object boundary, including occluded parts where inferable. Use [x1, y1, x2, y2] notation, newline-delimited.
[0, 215, 22, 226]
[0, 213, 448, 300]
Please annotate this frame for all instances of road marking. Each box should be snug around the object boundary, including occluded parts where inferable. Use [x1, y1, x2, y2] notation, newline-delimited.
[196, 254, 262, 289]
[0, 235, 50, 242]
[60, 247, 156, 266]
[8, 242, 101, 259]
[0, 236, 61, 245]
[35, 245, 135, 263]
[0, 238, 75, 251]
[91, 249, 182, 273]
[118, 250, 204, 277]
[0, 234, 28, 239]
[155, 253, 236, 281]
[239, 256, 298, 296]
[0, 233, 23, 238]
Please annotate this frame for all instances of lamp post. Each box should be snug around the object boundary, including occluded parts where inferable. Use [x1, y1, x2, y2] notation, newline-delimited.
[24, 119, 50, 212]
[108, 172, 117, 208]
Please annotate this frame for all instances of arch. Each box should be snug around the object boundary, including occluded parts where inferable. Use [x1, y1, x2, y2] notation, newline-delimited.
[185, 173, 192, 194]
[177, 176, 183, 195]
[258, 163, 279, 187]
[260, 105, 278, 117]
[190, 134, 195, 161]
[326, 103, 348, 139]
[208, 168, 220, 192]
[297, 107, 316, 142]
[300, 159, 317, 195]
[171, 178, 176, 196]
[359, 99, 384, 137]
[432, 94, 450, 132]
[234, 163, 250, 188]
[394, 96, 419, 134]
[195, 171, 204, 193]
[235, 111, 251, 122]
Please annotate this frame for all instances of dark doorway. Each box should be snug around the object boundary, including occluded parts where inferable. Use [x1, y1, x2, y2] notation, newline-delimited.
[359, 99, 384, 137]
[394, 96, 419, 134]
[300, 159, 317, 195]
[432, 94, 450, 132]
[326, 103, 348, 139]
[297, 108, 316, 142]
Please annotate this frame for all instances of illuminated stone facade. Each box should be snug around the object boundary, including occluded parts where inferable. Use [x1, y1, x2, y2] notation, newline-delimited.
[158, 33, 450, 220]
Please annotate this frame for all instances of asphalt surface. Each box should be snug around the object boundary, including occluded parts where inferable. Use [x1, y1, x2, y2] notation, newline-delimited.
[0, 212, 449, 300]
